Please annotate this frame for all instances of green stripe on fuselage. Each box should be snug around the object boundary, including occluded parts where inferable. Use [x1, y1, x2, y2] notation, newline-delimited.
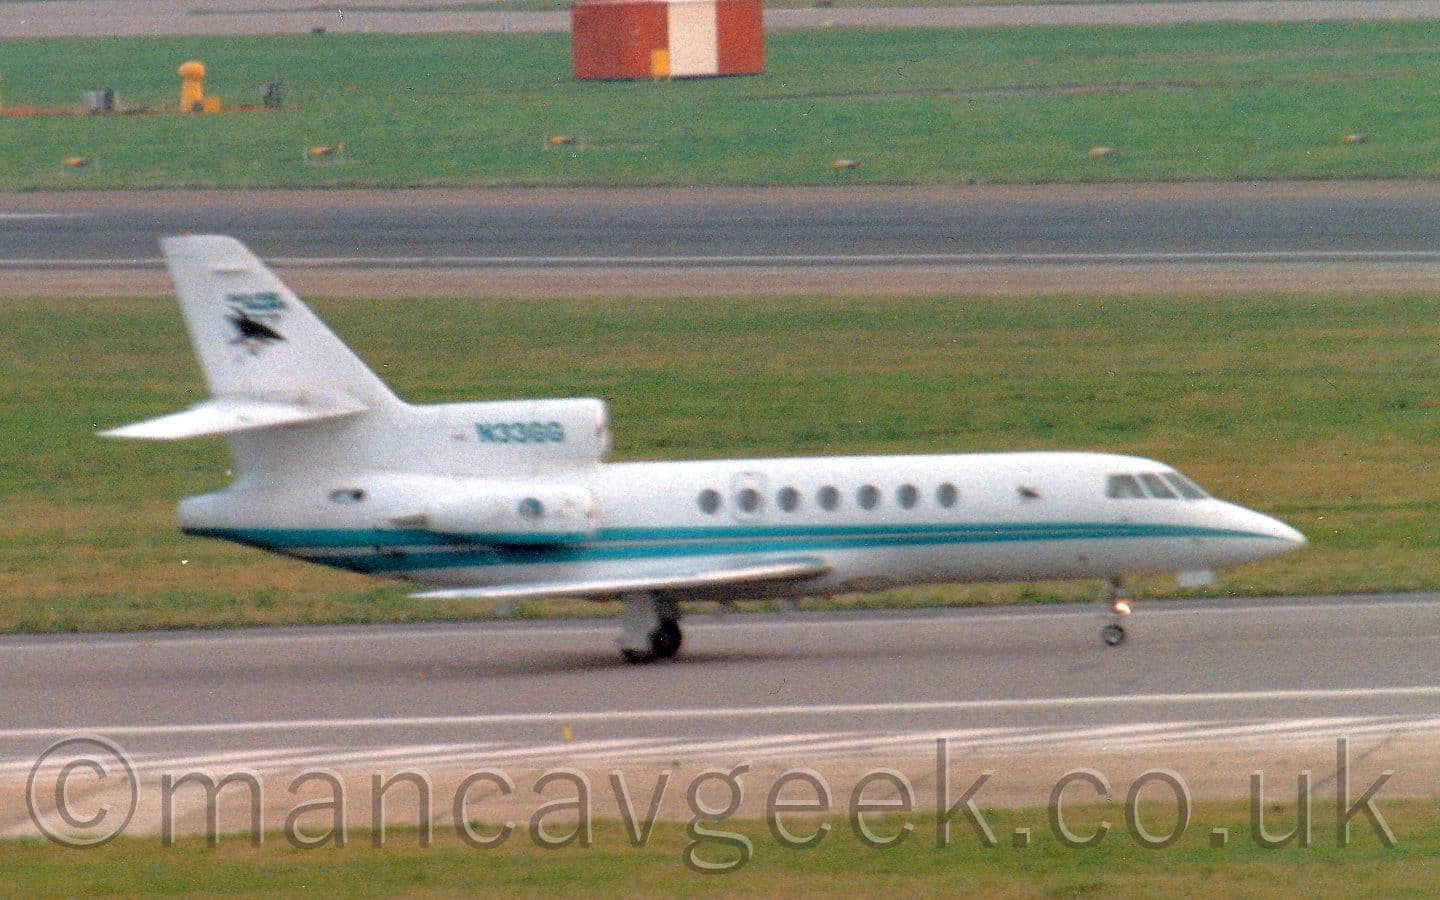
[183, 522, 1271, 576]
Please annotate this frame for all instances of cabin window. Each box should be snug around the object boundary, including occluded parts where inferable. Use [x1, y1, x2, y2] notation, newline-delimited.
[736, 487, 762, 514]
[897, 483, 919, 509]
[698, 488, 722, 515]
[1105, 475, 1146, 499]
[777, 486, 801, 512]
[1140, 473, 1178, 499]
[936, 483, 959, 508]
[517, 497, 544, 520]
[857, 484, 880, 510]
[818, 485, 841, 511]
[1164, 472, 1209, 500]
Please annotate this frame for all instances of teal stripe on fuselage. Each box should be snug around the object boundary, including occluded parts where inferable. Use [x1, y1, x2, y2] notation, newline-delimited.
[184, 521, 1272, 576]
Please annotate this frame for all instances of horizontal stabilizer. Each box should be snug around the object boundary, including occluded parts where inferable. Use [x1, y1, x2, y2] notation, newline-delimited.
[102, 395, 368, 440]
[411, 557, 831, 602]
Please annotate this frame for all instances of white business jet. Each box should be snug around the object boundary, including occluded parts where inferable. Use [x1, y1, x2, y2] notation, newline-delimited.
[106, 236, 1305, 663]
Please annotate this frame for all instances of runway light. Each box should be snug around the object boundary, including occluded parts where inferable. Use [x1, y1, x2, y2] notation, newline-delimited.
[1089, 146, 1116, 160]
[305, 142, 346, 164]
[1112, 599, 1131, 616]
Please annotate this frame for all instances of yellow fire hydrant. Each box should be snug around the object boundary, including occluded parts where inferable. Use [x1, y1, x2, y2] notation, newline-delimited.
[178, 60, 220, 113]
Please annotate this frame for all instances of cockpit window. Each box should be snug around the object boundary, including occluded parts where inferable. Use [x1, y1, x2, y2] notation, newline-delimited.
[1105, 474, 1145, 499]
[1109, 471, 1210, 501]
[1139, 473, 1178, 499]
[1164, 472, 1209, 500]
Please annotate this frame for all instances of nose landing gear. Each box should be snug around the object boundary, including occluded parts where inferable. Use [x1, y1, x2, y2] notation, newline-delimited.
[1100, 578, 1130, 647]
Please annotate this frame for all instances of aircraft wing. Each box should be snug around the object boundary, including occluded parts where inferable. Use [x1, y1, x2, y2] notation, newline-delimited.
[410, 556, 831, 601]
[101, 395, 368, 440]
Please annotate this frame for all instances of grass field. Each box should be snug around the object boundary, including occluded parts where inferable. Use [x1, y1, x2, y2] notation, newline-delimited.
[4, 22, 1440, 188]
[2, 801, 1429, 897]
[4, 289, 1440, 634]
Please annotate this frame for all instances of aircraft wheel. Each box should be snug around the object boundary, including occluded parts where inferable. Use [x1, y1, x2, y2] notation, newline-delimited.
[1101, 624, 1126, 647]
[653, 619, 683, 659]
[621, 620, 682, 664]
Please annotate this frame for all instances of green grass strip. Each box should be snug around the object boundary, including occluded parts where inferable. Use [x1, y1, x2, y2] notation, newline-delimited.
[2, 290, 1437, 633]
[0, 801, 1429, 898]
[3, 22, 1440, 187]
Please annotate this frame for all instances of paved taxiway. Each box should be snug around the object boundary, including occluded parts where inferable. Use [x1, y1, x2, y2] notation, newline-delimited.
[8, 0, 1440, 37]
[3, 594, 1439, 774]
[9, 182, 1440, 297]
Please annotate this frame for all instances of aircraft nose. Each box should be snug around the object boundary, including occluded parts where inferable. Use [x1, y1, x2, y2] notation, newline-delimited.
[1261, 512, 1307, 547]
[1240, 506, 1307, 553]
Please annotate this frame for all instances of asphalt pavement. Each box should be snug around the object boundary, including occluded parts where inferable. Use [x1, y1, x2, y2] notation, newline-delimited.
[8, 182, 1440, 297]
[3, 594, 1437, 771]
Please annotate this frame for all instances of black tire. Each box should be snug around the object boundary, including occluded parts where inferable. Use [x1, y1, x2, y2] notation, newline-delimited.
[622, 647, 656, 665]
[653, 619, 683, 659]
[1101, 624, 1126, 647]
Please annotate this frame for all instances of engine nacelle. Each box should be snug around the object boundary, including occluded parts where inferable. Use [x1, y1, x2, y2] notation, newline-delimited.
[426, 482, 597, 544]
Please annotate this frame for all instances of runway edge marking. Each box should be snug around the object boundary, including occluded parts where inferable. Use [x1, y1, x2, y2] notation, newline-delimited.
[5, 685, 1440, 740]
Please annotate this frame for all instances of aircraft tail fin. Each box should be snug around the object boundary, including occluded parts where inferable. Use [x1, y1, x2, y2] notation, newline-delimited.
[165, 234, 398, 408]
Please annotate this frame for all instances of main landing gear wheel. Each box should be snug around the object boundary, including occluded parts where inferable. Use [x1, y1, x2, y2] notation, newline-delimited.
[1101, 623, 1126, 646]
[622, 618, 683, 665]
[653, 617, 682, 658]
[618, 593, 683, 664]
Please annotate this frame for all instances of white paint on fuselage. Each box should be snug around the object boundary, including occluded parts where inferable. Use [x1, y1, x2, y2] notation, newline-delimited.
[125, 235, 1304, 618]
[591, 451, 1298, 578]
[180, 449, 1303, 599]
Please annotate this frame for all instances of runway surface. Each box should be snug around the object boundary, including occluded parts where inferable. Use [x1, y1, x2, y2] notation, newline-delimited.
[3, 593, 1438, 774]
[8, 182, 1440, 297]
[7, 595, 1440, 842]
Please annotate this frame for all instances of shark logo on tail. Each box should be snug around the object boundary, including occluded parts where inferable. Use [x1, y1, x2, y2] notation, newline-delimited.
[226, 308, 285, 351]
